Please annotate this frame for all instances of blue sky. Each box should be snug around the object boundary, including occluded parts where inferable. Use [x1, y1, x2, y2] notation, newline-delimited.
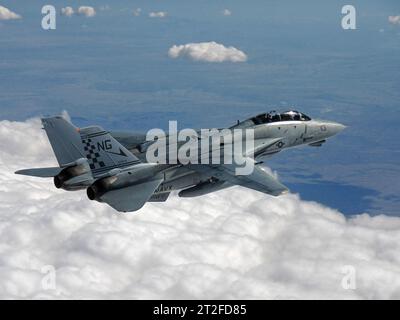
[0, 0, 399, 215]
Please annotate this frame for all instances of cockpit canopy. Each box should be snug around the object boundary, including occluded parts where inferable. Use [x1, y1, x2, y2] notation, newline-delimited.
[250, 110, 311, 125]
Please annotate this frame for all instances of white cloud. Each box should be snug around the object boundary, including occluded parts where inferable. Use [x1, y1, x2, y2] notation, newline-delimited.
[388, 15, 400, 25]
[0, 6, 21, 20]
[149, 11, 167, 18]
[61, 7, 74, 17]
[133, 8, 142, 17]
[77, 6, 96, 18]
[222, 9, 232, 16]
[1, 118, 400, 299]
[168, 41, 248, 63]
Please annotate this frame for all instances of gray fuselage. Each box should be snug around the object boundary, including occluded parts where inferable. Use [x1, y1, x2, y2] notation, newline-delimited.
[112, 115, 345, 199]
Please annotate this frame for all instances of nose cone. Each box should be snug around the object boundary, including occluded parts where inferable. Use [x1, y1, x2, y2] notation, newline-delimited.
[326, 122, 346, 136]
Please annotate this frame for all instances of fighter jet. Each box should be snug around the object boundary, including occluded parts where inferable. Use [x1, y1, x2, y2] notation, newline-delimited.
[15, 110, 345, 212]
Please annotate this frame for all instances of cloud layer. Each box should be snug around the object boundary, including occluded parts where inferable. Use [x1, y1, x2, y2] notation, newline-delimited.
[168, 42, 248, 63]
[0, 6, 21, 20]
[0, 119, 399, 299]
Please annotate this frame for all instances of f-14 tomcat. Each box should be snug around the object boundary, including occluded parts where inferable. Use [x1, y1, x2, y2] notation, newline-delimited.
[16, 110, 345, 212]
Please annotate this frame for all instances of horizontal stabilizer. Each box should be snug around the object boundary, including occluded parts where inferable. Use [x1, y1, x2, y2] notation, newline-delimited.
[100, 178, 163, 212]
[15, 167, 63, 178]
